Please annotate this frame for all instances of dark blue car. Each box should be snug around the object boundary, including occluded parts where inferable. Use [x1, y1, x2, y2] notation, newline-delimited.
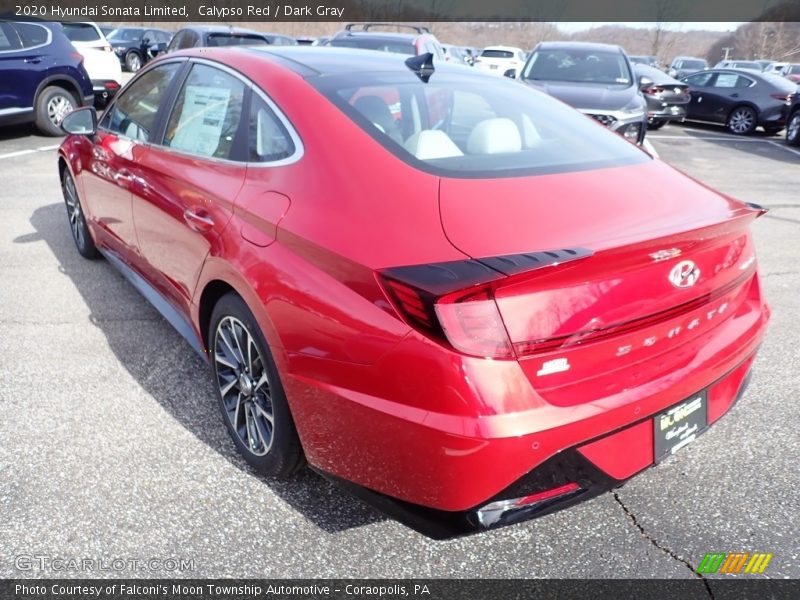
[0, 20, 93, 135]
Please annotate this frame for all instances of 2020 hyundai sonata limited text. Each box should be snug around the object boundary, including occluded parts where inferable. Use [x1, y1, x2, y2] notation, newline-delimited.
[57, 47, 770, 538]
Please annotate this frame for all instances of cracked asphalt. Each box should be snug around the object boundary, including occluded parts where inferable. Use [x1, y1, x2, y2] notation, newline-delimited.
[0, 120, 798, 580]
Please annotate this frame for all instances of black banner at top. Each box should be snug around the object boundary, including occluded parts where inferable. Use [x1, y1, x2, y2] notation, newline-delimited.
[1, 0, 800, 21]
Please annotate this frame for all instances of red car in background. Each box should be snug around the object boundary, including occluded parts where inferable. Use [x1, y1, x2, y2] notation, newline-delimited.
[57, 47, 769, 538]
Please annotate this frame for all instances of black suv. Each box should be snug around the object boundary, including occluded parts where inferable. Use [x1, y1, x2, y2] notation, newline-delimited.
[328, 23, 444, 59]
[0, 20, 93, 135]
[520, 41, 647, 144]
[106, 27, 172, 72]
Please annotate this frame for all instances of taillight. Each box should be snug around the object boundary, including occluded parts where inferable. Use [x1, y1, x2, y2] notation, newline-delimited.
[70, 51, 84, 64]
[434, 287, 514, 359]
[642, 85, 664, 95]
[377, 247, 592, 360]
[771, 92, 794, 104]
[102, 44, 113, 53]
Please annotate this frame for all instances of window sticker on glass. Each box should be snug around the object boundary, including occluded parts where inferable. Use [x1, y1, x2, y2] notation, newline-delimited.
[170, 85, 232, 157]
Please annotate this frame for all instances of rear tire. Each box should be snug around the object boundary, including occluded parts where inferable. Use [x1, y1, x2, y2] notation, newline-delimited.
[125, 51, 142, 72]
[35, 86, 77, 136]
[210, 293, 304, 478]
[61, 169, 99, 259]
[786, 111, 800, 147]
[726, 106, 757, 135]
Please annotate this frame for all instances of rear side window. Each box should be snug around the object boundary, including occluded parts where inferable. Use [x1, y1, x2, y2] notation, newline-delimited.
[0, 22, 22, 51]
[12, 22, 49, 48]
[248, 93, 295, 162]
[481, 49, 513, 59]
[60, 23, 101, 42]
[329, 38, 416, 55]
[104, 62, 181, 142]
[684, 72, 714, 86]
[164, 64, 246, 160]
[713, 74, 752, 88]
[314, 72, 649, 178]
[206, 34, 269, 47]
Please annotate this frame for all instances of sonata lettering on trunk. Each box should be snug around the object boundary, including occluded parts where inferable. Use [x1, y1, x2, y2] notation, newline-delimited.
[536, 358, 570, 376]
[615, 301, 729, 358]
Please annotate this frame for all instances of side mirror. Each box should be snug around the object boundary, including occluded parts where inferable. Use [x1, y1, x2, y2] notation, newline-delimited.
[61, 107, 97, 136]
[503, 68, 517, 79]
[638, 75, 654, 88]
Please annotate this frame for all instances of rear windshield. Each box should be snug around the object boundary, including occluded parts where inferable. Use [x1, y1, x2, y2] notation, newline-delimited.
[107, 28, 143, 41]
[682, 59, 707, 69]
[312, 71, 649, 179]
[734, 62, 760, 69]
[206, 33, 269, 47]
[787, 65, 800, 74]
[481, 49, 513, 59]
[522, 48, 633, 85]
[329, 38, 416, 55]
[60, 23, 101, 42]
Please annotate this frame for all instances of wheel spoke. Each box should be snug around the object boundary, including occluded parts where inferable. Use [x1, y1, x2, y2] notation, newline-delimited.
[254, 372, 269, 393]
[219, 376, 238, 397]
[218, 324, 240, 366]
[232, 392, 243, 429]
[253, 401, 274, 425]
[214, 352, 237, 370]
[253, 408, 273, 452]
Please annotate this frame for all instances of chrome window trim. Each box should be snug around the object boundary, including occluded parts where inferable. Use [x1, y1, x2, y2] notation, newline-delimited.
[183, 57, 304, 168]
[0, 22, 52, 54]
[99, 56, 304, 168]
[97, 57, 188, 149]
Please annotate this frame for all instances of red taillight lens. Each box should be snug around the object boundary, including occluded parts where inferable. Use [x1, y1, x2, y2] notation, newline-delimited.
[642, 85, 664, 95]
[105, 81, 121, 91]
[434, 288, 514, 359]
[379, 275, 514, 359]
[771, 92, 794, 104]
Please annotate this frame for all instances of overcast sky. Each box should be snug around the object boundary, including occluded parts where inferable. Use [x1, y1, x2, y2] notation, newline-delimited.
[555, 22, 743, 32]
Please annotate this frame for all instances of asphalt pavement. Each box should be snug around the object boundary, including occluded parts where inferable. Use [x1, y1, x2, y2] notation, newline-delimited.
[0, 121, 798, 580]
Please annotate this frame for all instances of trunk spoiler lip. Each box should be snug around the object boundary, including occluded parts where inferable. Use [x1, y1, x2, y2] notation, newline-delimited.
[379, 247, 594, 298]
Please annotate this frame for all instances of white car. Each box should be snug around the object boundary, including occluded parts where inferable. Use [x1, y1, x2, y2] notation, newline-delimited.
[474, 46, 527, 78]
[59, 22, 122, 104]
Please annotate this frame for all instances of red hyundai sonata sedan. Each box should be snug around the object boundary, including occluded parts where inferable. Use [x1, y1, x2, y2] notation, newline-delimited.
[57, 47, 769, 538]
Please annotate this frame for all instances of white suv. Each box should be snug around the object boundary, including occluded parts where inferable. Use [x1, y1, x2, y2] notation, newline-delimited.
[60, 22, 122, 105]
[475, 46, 527, 78]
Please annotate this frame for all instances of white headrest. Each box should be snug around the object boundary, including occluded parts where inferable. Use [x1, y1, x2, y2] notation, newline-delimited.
[404, 130, 463, 160]
[467, 118, 522, 154]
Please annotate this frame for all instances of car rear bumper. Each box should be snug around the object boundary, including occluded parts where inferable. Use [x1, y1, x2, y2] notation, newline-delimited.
[91, 80, 121, 99]
[316, 354, 757, 538]
[648, 105, 687, 122]
[286, 274, 770, 530]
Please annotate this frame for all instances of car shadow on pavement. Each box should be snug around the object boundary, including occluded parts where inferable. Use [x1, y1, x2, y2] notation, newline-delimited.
[21, 201, 387, 534]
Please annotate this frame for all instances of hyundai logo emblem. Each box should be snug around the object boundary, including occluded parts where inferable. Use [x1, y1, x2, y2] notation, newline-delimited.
[669, 260, 701, 288]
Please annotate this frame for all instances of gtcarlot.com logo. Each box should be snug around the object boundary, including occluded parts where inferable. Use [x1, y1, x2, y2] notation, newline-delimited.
[14, 554, 195, 573]
[697, 552, 773, 574]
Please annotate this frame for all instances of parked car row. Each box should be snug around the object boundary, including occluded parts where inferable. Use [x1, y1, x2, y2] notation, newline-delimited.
[2, 19, 798, 146]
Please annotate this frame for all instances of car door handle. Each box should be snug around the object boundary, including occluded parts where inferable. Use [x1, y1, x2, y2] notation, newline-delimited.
[729, 93, 739, 98]
[24, 57, 41, 64]
[183, 208, 215, 233]
[115, 168, 134, 188]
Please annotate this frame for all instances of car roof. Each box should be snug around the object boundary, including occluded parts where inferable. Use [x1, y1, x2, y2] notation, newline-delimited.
[213, 46, 472, 77]
[332, 30, 421, 42]
[180, 26, 264, 35]
[536, 41, 623, 53]
[482, 45, 523, 52]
